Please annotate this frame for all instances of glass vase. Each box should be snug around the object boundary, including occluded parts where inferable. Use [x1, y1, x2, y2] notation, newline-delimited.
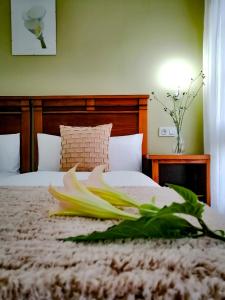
[172, 131, 185, 154]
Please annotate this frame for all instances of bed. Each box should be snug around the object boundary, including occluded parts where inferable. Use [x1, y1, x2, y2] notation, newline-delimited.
[0, 94, 151, 186]
[0, 95, 225, 299]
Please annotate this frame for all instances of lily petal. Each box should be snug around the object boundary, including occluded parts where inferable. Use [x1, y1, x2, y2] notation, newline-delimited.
[48, 168, 138, 220]
[86, 165, 141, 207]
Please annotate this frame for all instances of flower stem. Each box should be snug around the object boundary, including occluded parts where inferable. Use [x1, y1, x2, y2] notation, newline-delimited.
[38, 33, 47, 49]
[198, 218, 225, 242]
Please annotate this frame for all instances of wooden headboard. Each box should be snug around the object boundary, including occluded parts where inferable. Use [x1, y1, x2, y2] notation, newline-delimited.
[31, 95, 149, 170]
[0, 97, 31, 172]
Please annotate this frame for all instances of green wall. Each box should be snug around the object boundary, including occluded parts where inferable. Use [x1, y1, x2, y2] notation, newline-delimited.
[0, 0, 204, 154]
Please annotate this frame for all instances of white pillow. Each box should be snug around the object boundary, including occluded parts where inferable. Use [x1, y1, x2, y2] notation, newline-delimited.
[37, 133, 61, 171]
[37, 133, 143, 171]
[0, 133, 20, 172]
[109, 134, 143, 171]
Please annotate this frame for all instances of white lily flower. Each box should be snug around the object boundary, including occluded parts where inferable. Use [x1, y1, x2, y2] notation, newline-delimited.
[22, 5, 47, 49]
[49, 165, 138, 220]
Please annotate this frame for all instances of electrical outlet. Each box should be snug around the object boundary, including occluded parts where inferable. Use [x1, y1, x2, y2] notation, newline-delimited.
[159, 126, 177, 137]
[159, 127, 169, 136]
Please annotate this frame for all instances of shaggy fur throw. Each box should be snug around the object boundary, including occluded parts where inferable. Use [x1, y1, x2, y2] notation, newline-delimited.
[0, 186, 225, 300]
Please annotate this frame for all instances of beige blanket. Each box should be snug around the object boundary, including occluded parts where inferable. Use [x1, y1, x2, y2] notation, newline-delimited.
[0, 186, 225, 300]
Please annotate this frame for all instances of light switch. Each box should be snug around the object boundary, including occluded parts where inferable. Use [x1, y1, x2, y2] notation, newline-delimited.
[168, 127, 177, 136]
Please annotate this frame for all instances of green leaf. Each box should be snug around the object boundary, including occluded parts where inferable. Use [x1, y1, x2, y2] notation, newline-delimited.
[214, 230, 225, 237]
[60, 184, 225, 244]
[168, 184, 198, 204]
[62, 214, 201, 242]
[140, 185, 204, 219]
[139, 203, 160, 216]
[164, 184, 205, 219]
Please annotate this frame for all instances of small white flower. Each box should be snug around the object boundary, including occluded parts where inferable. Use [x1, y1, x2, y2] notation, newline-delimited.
[22, 5, 47, 48]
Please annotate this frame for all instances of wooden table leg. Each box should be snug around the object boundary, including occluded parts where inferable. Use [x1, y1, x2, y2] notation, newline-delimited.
[151, 159, 159, 183]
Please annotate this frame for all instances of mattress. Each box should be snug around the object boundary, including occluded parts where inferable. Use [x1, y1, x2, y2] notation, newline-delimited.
[0, 170, 159, 187]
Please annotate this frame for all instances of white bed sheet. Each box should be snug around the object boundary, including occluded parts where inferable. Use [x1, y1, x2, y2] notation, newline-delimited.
[0, 171, 19, 181]
[0, 171, 159, 187]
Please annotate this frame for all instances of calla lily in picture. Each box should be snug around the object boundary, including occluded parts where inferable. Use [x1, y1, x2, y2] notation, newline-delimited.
[48, 165, 138, 220]
[86, 165, 141, 208]
[22, 6, 47, 49]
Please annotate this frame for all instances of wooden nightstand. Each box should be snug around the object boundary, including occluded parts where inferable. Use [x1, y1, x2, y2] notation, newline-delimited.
[144, 154, 211, 206]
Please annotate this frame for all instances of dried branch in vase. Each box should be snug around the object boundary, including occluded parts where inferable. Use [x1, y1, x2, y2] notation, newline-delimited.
[151, 71, 205, 153]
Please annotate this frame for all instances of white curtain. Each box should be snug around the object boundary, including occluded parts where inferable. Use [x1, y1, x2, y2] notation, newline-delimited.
[203, 0, 225, 215]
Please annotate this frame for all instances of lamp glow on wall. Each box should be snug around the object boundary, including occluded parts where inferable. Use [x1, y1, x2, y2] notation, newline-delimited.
[157, 59, 195, 90]
[154, 58, 203, 155]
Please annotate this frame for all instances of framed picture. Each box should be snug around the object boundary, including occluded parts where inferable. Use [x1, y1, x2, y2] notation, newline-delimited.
[11, 0, 56, 55]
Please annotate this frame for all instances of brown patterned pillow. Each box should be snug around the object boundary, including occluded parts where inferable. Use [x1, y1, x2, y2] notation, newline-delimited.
[60, 124, 112, 171]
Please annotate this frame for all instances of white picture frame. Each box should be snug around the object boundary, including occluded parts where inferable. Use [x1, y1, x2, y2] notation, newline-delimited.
[11, 0, 56, 55]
